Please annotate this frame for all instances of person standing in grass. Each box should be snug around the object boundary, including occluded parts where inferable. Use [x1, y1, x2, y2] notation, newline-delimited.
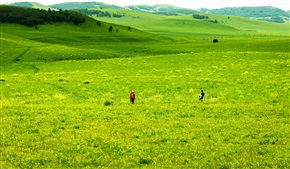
[199, 90, 205, 102]
[130, 90, 135, 104]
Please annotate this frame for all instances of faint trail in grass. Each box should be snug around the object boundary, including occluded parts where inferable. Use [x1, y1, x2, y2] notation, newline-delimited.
[31, 65, 39, 73]
[15, 46, 31, 62]
[44, 82, 88, 100]
[13, 46, 40, 73]
[46, 82, 72, 94]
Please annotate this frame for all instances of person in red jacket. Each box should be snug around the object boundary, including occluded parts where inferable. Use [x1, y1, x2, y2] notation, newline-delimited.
[130, 90, 135, 104]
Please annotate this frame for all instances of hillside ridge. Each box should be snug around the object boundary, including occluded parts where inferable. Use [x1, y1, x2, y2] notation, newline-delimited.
[9, 2, 290, 23]
[199, 6, 290, 23]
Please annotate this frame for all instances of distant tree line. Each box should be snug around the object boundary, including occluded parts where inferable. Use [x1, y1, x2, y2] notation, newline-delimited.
[257, 16, 285, 23]
[192, 14, 209, 19]
[208, 6, 290, 18]
[112, 13, 124, 18]
[204, 6, 289, 23]
[50, 2, 123, 10]
[76, 9, 124, 18]
[192, 14, 218, 23]
[205, 20, 218, 24]
[0, 5, 86, 26]
[76, 9, 102, 15]
[153, 11, 179, 16]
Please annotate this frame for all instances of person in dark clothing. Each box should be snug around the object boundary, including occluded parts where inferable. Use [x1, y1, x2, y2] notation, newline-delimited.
[130, 90, 135, 104]
[199, 90, 205, 102]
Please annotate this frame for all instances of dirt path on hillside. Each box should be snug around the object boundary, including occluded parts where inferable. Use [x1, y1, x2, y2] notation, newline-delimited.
[15, 46, 31, 62]
[15, 46, 40, 74]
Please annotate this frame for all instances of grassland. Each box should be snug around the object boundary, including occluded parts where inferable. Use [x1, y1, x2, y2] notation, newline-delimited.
[91, 9, 290, 37]
[1, 9, 290, 168]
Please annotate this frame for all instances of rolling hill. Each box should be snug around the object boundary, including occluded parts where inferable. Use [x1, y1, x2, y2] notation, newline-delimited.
[55, 2, 290, 23]
[199, 6, 290, 23]
[49, 2, 123, 10]
[88, 8, 290, 37]
[10, 2, 57, 10]
[125, 5, 290, 23]
[1, 4, 289, 65]
[9, 2, 290, 23]
[0, 5, 169, 65]
[124, 4, 198, 16]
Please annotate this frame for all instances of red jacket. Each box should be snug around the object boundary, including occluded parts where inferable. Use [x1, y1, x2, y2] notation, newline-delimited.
[130, 92, 135, 99]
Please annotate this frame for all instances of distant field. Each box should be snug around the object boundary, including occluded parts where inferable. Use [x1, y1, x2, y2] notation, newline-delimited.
[91, 9, 290, 37]
[1, 9, 289, 168]
[1, 22, 289, 67]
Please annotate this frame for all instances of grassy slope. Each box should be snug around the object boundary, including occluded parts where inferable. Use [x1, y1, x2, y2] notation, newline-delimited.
[1, 9, 289, 72]
[1, 9, 289, 168]
[29, 2, 53, 10]
[1, 11, 289, 66]
[0, 14, 169, 66]
[91, 9, 290, 37]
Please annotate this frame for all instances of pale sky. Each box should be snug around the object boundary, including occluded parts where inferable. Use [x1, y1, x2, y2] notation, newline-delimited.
[1, 0, 290, 11]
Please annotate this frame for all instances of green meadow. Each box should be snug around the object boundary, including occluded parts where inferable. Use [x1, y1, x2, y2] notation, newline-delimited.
[1, 9, 289, 168]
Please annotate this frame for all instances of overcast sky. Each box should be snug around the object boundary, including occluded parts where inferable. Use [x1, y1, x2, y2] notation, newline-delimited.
[1, 0, 290, 11]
